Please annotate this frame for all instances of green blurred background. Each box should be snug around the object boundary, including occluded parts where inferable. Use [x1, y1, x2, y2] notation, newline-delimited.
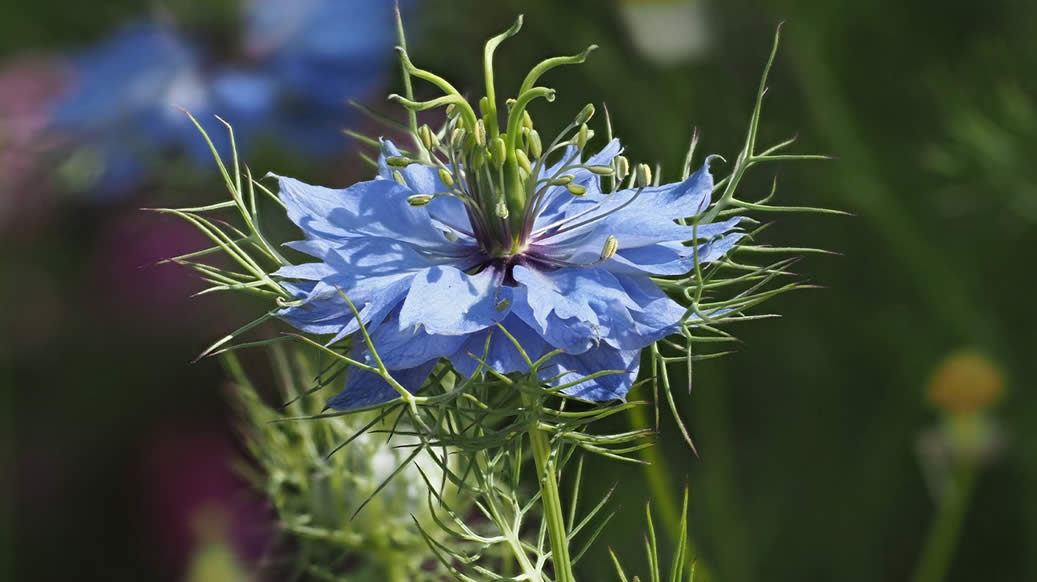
[3, 0, 1034, 580]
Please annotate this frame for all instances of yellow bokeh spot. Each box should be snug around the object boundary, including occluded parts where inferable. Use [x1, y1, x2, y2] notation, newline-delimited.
[926, 350, 1004, 414]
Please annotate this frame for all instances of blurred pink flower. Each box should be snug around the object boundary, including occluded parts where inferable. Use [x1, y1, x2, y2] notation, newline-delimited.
[140, 428, 272, 575]
[0, 56, 68, 234]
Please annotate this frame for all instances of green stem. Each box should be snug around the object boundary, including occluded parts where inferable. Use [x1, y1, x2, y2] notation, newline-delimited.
[479, 450, 541, 580]
[382, 551, 408, 582]
[393, 2, 427, 162]
[910, 462, 979, 582]
[525, 397, 575, 582]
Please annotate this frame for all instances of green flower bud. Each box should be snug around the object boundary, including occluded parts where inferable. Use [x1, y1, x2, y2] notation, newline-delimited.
[386, 156, 411, 168]
[474, 119, 487, 147]
[635, 163, 652, 188]
[575, 103, 595, 125]
[478, 96, 490, 118]
[445, 103, 458, 119]
[438, 168, 454, 189]
[566, 183, 587, 196]
[549, 175, 574, 186]
[407, 194, 434, 206]
[600, 235, 619, 261]
[516, 149, 533, 175]
[588, 165, 614, 176]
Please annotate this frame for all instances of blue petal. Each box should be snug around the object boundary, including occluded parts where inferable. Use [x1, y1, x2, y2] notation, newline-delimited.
[325, 361, 435, 411]
[510, 292, 597, 354]
[447, 315, 551, 378]
[276, 276, 411, 341]
[365, 308, 468, 369]
[604, 229, 747, 275]
[375, 140, 474, 238]
[534, 159, 723, 251]
[399, 266, 511, 335]
[275, 175, 459, 247]
[534, 139, 623, 227]
[541, 345, 641, 402]
[607, 275, 686, 349]
[512, 265, 645, 353]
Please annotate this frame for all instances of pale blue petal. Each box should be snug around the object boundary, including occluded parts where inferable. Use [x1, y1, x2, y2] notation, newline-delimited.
[510, 290, 597, 354]
[325, 361, 435, 411]
[399, 266, 511, 335]
[512, 266, 646, 353]
[541, 345, 641, 402]
[366, 308, 468, 369]
[276, 175, 454, 247]
[447, 315, 551, 378]
[376, 140, 474, 237]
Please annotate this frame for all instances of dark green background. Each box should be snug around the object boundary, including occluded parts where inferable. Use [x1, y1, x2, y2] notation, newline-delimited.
[5, 0, 1034, 580]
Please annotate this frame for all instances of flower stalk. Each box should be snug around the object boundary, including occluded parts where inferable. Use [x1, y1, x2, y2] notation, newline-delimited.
[524, 390, 576, 582]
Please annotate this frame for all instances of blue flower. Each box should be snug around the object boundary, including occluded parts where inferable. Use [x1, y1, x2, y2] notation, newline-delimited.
[50, 23, 254, 194]
[241, 0, 400, 155]
[50, 0, 401, 195]
[274, 139, 744, 410]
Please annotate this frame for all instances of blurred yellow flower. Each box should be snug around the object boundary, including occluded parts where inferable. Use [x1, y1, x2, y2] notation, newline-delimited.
[925, 350, 1004, 414]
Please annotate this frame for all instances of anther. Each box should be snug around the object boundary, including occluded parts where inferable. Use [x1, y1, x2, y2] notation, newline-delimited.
[600, 235, 619, 261]
[407, 194, 434, 206]
[635, 163, 652, 188]
[438, 168, 454, 188]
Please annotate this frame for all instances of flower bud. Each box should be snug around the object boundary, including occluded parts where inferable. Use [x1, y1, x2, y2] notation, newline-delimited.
[438, 168, 454, 189]
[445, 103, 458, 119]
[635, 163, 652, 188]
[474, 119, 487, 147]
[386, 156, 411, 168]
[566, 183, 587, 196]
[549, 175, 574, 186]
[588, 165, 614, 176]
[516, 149, 533, 174]
[600, 235, 619, 261]
[614, 155, 630, 181]
[575, 103, 595, 125]
[407, 194, 433, 206]
[478, 95, 490, 118]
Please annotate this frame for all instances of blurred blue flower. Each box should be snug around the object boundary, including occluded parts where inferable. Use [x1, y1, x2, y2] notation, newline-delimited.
[241, 0, 397, 155]
[274, 140, 744, 409]
[49, 0, 400, 195]
[50, 23, 245, 194]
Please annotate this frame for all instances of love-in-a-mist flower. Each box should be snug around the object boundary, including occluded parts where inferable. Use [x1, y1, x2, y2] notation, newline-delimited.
[273, 26, 744, 409]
